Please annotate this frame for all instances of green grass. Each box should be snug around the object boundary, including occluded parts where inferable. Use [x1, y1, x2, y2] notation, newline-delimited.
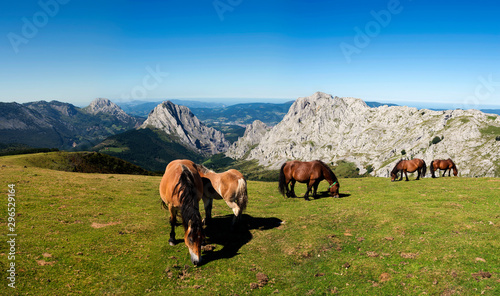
[480, 125, 500, 136]
[1, 155, 499, 295]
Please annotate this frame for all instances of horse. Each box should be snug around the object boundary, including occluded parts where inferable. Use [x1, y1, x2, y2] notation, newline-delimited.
[196, 165, 248, 229]
[159, 159, 205, 266]
[390, 158, 427, 181]
[278, 160, 340, 201]
[430, 158, 458, 178]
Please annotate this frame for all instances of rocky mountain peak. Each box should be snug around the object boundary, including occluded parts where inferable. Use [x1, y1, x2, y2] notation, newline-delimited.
[140, 101, 230, 156]
[85, 98, 123, 115]
[226, 92, 500, 177]
[226, 120, 270, 159]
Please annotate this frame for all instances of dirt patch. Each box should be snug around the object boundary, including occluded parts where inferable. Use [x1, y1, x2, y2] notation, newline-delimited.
[250, 272, 269, 289]
[379, 273, 391, 282]
[91, 221, 121, 228]
[400, 252, 418, 259]
[36, 260, 55, 266]
[471, 271, 492, 281]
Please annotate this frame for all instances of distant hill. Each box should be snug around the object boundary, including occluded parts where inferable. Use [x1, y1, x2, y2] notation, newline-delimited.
[93, 127, 204, 172]
[365, 101, 398, 108]
[117, 99, 227, 117]
[481, 109, 500, 116]
[0, 99, 143, 150]
[190, 102, 294, 126]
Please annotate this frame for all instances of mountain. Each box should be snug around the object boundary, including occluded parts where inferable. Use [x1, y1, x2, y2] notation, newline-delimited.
[140, 101, 230, 156]
[0, 99, 143, 150]
[190, 102, 294, 126]
[227, 92, 500, 177]
[93, 128, 204, 172]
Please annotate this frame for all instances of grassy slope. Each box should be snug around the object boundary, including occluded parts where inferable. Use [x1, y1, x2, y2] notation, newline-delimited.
[0, 155, 499, 295]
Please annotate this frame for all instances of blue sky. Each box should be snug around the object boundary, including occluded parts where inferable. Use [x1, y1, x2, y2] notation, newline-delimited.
[0, 0, 499, 108]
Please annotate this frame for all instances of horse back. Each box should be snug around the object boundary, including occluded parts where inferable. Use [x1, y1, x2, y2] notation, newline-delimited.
[159, 159, 203, 207]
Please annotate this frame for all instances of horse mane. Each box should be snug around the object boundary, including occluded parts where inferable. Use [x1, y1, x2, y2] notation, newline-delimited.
[175, 166, 203, 231]
[391, 159, 404, 174]
[316, 160, 338, 182]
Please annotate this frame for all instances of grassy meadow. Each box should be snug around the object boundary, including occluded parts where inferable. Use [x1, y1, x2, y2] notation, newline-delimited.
[0, 154, 499, 295]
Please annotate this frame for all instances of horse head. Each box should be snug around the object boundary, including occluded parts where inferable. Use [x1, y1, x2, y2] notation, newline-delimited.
[329, 181, 340, 198]
[184, 219, 205, 266]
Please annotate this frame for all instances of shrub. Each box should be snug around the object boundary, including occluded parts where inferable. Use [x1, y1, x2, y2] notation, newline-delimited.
[430, 136, 442, 145]
[333, 160, 361, 178]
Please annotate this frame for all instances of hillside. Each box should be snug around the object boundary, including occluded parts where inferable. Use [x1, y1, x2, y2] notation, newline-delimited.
[140, 101, 230, 156]
[0, 99, 143, 150]
[228, 92, 500, 177]
[1, 154, 498, 295]
[93, 127, 204, 172]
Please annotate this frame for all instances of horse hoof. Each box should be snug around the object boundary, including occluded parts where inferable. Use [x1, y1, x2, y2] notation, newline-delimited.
[169, 239, 176, 246]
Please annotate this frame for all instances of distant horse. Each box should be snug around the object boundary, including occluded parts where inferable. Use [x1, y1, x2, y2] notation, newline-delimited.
[391, 158, 427, 181]
[430, 158, 458, 178]
[196, 165, 248, 229]
[159, 159, 205, 266]
[278, 160, 340, 200]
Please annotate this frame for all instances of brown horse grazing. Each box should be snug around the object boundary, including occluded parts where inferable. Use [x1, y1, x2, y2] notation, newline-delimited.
[278, 160, 340, 201]
[159, 159, 205, 266]
[430, 158, 458, 178]
[196, 165, 248, 229]
[391, 158, 427, 181]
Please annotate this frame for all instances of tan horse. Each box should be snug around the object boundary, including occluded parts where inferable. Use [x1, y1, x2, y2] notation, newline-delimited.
[430, 158, 458, 177]
[391, 158, 427, 181]
[159, 159, 204, 265]
[278, 160, 340, 200]
[196, 165, 248, 229]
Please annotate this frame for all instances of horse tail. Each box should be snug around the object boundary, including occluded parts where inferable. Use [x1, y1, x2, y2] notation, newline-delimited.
[278, 162, 287, 196]
[236, 178, 248, 213]
[422, 160, 427, 177]
[430, 160, 435, 175]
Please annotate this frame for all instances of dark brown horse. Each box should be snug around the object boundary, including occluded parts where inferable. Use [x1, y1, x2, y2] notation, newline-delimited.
[278, 160, 339, 200]
[430, 158, 458, 178]
[391, 158, 427, 181]
[159, 159, 205, 266]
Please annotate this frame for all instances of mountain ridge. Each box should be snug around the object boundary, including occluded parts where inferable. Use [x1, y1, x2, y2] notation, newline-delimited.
[227, 92, 500, 177]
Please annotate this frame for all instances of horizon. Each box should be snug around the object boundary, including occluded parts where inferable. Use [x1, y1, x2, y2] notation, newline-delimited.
[1, 1, 499, 110]
[4, 95, 500, 112]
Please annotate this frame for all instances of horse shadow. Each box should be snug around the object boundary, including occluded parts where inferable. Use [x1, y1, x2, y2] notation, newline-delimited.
[201, 214, 282, 264]
[291, 191, 351, 200]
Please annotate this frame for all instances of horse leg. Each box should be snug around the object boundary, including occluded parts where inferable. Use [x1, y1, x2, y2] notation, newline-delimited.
[404, 170, 409, 181]
[312, 181, 319, 198]
[202, 196, 213, 226]
[416, 168, 421, 180]
[290, 180, 297, 197]
[224, 199, 241, 231]
[168, 206, 177, 246]
[448, 168, 451, 177]
[303, 180, 314, 201]
[442, 169, 447, 177]
[398, 170, 403, 181]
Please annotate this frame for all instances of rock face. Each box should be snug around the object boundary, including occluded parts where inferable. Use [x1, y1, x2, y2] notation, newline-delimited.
[226, 92, 500, 177]
[140, 101, 230, 156]
[226, 120, 270, 159]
